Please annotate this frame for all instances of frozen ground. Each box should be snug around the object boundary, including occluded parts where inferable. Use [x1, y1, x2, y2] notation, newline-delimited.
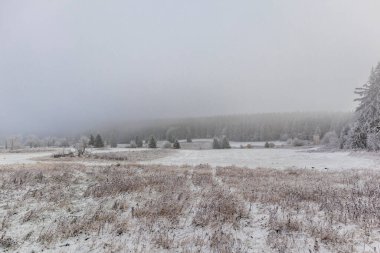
[0, 146, 378, 170]
[2, 163, 380, 252]
[144, 148, 379, 170]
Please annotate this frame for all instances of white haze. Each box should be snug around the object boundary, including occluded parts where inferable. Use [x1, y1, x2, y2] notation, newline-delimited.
[1, 0, 380, 135]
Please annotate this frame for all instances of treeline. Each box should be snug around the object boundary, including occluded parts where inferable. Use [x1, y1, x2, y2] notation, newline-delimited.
[117, 112, 352, 143]
[1, 112, 353, 150]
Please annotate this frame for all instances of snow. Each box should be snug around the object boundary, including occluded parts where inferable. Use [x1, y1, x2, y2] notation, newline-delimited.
[0, 152, 52, 165]
[0, 146, 378, 171]
[144, 148, 378, 170]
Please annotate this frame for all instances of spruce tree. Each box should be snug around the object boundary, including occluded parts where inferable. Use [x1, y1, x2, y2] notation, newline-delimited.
[221, 136, 231, 149]
[350, 63, 380, 149]
[212, 138, 220, 149]
[89, 134, 95, 146]
[173, 139, 181, 149]
[135, 136, 143, 148]
[148, 135, 157, 148]
[94, 134, 104, 148]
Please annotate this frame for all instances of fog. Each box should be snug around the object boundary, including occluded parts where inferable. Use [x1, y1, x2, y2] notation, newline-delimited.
[1, 0, 380, 135]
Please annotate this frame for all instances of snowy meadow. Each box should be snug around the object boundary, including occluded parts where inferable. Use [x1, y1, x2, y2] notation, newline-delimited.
[1, 145, 380, 252]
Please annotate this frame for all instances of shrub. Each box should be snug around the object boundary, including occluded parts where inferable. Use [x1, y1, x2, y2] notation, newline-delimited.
[292, 138, 305, 147]
[161, 141, 172, 149]
[321, 131, 339, 148]
[130, 141, 137, 148]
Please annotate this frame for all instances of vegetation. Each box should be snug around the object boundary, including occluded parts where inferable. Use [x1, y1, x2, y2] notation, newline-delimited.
[342, 63, 380, 150]
[116, 112, 351, 144]
[148, 135, 157, 148]
[94, 134, 104, 148]
[213, 136, 230, 149]
[2, 163, 380, 252]
[173, 140, 181, 149]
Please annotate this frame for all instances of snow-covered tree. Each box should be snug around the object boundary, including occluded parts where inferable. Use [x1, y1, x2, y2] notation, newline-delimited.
[221, 136, 231, 149]
[321, 131, 339, 148]
[74, 136, 89, 156]
[173, 139, 181, 149]
[148, 135, 157, 148]
[350, 63, 380, 150]
[89, 134, 95, 146]
[26, 135, 41, 148]
[135, 136, 143, 148]
[212, 138, 220, 149]
[94, 134, 104, 148]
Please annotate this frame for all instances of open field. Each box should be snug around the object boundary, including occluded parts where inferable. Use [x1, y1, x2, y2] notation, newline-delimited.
[1, 162, 380, 252]
[0, 146, 380, 252]
[0, 145, 378, 171]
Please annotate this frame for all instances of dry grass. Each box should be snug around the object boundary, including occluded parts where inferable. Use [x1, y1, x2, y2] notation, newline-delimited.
[1, 163, 380, 252]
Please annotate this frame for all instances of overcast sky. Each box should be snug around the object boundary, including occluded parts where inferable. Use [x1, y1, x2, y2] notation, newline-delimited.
[1, 0, 380, 135]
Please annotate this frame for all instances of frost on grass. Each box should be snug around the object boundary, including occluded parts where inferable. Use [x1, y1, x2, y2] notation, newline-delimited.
[1, 163, 380, 252]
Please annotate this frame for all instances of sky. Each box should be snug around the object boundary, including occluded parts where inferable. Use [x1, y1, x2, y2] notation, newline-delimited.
[1, 0, 380, 135]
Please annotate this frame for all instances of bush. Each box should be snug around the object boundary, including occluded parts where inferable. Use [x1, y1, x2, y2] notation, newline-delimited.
[292, 138, 305, 147]
[265, 142, 275, 148]
[321, 131, 339, 148]
[130, 141, 137, 148]
[161, 141, 172, 149]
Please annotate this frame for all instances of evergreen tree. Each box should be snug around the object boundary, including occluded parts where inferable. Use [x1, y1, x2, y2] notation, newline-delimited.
[221, 136, 231, 149]
[94, 134, 104, 148]
[135, 136, 143, 148]
[350, 63, 380, 149]
[89, 134, 95, 146]
[212, 138, 220, 149]
[173, 139, 181, 149]
[148, 135, 157, 148]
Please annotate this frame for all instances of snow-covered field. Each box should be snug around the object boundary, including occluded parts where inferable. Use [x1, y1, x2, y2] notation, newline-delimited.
[1, 145, 380, 252]
[0, 147, 378, 171]
[145, 148, 378, 170]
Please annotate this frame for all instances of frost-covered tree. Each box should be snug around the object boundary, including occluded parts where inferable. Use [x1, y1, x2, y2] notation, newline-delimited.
[148, 135, 157, 148]
[173, 139, 181, 149]
[135, 136, 143, 148]
[94, 134, 104, 148]
[221, 136, 231, 149]
[89, 134, 95, 146]
[74, 136, 89, 156]
[350, 63, 380, 150]
[321, 131, 339, 148]
[130, 140, 137, 148]
[212, 138, 220, 149]
[26, 135, 41, 148]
